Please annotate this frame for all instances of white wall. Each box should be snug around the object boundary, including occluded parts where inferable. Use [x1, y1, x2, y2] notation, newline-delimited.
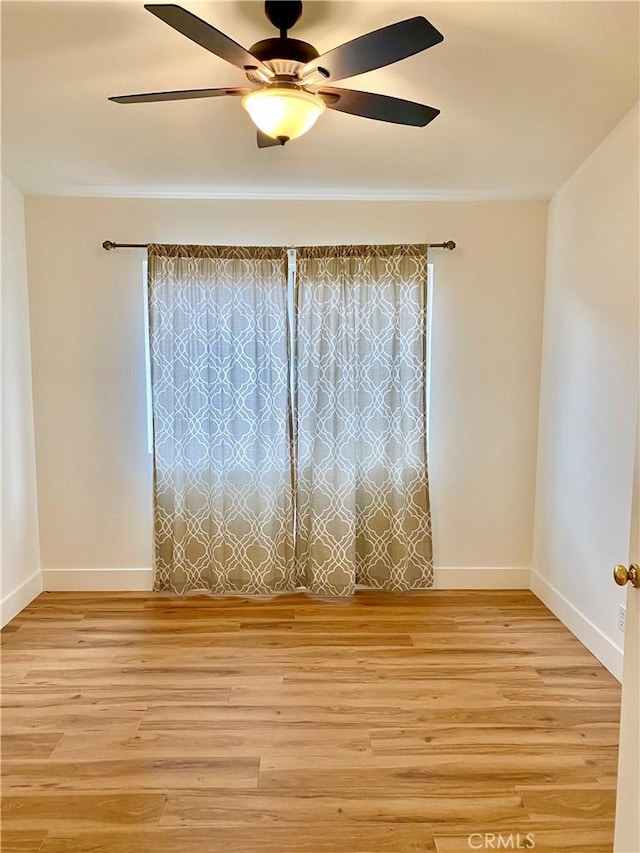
[532, 102, 640, 679]
[1, 176, 42, 624]
[24, 198, 547, 589]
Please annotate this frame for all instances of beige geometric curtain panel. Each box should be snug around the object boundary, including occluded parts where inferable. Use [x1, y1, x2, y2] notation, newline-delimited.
[295, 244, 433, 597]
[147, 244, 296, 595]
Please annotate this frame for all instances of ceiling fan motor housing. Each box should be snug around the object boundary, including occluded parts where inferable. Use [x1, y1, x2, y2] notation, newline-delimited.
[246, 37, 319, 83]
[250, 37, 318, 65]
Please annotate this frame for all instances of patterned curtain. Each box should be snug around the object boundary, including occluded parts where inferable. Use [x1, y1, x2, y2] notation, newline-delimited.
[295, 244, 433, 597]
[148, 244, 295, 594]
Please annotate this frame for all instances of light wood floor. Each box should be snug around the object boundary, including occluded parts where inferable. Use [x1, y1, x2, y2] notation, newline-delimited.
[1, 590, 621, 853]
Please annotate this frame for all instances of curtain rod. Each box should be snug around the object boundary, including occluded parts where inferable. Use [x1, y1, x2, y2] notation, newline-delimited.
[102, 240, 456, 252]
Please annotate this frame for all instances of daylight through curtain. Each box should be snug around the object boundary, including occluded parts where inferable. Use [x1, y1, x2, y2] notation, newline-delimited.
[295, 244, 433, 597]
[148, 244, 295, 594]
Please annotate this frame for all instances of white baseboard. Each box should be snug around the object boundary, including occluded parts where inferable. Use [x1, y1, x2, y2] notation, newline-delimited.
[530, 568, 623, 681]
[434, 566, 530, 589]
[1, 569, 43, 627]
[42, 568, 154, 591]
[41, 566, 529, 593]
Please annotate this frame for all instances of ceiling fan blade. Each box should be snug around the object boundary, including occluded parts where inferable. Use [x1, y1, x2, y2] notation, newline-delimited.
[319, 87, 440, 127]
[144, 4, 273, 78]
[300, 17, 443, 83]
[109, 87, 251, 104]
[256, 130, 281, 148]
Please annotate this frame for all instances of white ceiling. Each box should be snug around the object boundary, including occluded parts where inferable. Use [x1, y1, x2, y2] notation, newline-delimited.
[2, 1, 638, 200]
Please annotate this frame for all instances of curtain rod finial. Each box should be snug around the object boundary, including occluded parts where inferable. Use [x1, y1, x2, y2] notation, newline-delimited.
[444, 240, 456, 251]
[102, 240, 116, 251]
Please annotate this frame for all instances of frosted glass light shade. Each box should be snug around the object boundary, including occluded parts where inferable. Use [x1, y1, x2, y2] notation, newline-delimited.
[242, 87, 325, 142]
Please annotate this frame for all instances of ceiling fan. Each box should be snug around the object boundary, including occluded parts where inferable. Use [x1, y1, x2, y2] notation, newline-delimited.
[109, 2, 444, 147]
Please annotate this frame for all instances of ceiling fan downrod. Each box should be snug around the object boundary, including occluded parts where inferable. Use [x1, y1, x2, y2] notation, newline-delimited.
[265, 1, 302, 39]
[249, 1, 319, 67]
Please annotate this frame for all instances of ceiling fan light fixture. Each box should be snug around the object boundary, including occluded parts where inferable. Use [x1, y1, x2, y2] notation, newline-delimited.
[242, 86, 325, 142]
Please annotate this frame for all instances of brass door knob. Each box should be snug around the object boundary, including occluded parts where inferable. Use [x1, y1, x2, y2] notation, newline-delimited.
[613, 563, 640, 588]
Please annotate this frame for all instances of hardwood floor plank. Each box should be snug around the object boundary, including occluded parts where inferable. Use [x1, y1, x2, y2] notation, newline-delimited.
[1, 758, 259, 792]
[1, 649, 116, 669]
[238, 618, 459, 633]
[259, 751, 596, 788]
[517, 786, 617, 821]
[39, 824, 436, 852]
[0, 707, 147, 734]
[109, 656, 288, 675]
[409, 632, 586, 650]
[50, 727, 373, 761]
[1, 691, 148, 712]
[2, 686, 230, 707]
[257, 764, 600, 796]
[20, 669, 281, 690]
[1, 793, 167, 829]
[0, 830, 48, 852]
[1, 734, 64, 760]
[228, 682, 508, 709]
[370, 725, 620, 754]
[496, 686, 621, 707]
[535, 665, 620, 686]
[138, 705, 411, 730]
[282, 664, 542, 684]
[159, 789, 527, 827]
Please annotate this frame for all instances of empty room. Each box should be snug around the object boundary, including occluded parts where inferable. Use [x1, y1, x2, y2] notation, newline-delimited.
[1, 1, 639, 851]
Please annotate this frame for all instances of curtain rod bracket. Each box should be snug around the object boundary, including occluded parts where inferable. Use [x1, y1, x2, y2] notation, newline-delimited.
[102, 241, 147, 250]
